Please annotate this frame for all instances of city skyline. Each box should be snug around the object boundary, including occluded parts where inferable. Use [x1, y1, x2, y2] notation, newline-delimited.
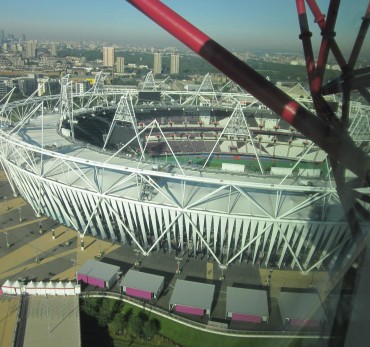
[1, 0, 369, 56]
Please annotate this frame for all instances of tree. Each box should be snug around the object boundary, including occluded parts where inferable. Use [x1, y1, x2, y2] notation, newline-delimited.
[142, 318, 160, 339]
[128, 310, 148, 337]
[81, 297, 102, 318]
[97, 298, 120, 327]
[110, 313, 127, 335]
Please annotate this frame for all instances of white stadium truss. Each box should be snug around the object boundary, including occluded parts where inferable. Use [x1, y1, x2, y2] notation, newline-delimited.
[0, 74, 369, 274]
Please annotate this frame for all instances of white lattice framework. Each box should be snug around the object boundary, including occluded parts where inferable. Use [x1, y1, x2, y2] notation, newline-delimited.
[141, 71, 157, 91]
[58, 75, 74, 138]
[85, 71, 109, 109]
[103, 91, 143, 153]
[184, 73, 219, 106]
[0, 81, 369, 275]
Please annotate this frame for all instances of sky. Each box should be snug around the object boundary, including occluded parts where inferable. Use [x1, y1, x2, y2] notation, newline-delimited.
[1, 0, 369, 56]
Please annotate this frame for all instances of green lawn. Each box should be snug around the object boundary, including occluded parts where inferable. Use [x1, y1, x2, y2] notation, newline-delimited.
[115, 303, 312, 347]
[155, 154, 327, 175]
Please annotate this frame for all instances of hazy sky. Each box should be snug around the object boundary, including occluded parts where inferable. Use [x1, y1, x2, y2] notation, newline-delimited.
[1, 0, 369, 55]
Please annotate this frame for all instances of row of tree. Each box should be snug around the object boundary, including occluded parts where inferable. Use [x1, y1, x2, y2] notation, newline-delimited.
[81, 297, 161, 340]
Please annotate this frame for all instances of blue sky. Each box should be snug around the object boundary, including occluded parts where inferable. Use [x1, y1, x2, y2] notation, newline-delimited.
[1, 0, 369, 55]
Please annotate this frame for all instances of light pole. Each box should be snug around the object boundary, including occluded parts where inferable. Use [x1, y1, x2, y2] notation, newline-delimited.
[71, 258, 77, 283]
[4, 195, 8, 210]
[134, 248, 141, 267]
[5, 231, 10, 248]
[175, 256, 182, 274]
[219, 264, 227, 280]
[35, 249, 40, 263]
[18, 207, 22, 223]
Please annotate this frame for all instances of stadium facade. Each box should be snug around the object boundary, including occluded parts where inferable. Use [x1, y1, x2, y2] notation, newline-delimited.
[1, 72, 369, 273]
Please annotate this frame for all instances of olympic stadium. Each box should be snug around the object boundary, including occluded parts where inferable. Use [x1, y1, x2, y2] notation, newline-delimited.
[0, 71, 369, 274]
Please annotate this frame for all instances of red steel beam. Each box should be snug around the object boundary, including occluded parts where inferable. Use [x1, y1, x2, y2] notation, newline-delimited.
[306, 0, 347, 69]
[315, 0, 340, 93]
[126, 0, 370, 183]
[296, 0, 316, 91]
[295, 0, 339, 126]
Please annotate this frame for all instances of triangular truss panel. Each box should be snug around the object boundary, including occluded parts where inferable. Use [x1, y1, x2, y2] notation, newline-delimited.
[103, 91, 144, 155]
[58, 75, 74, 139]
[184, 73, 219, 106]
[348, 102, 370, 145]
[202, 103, 264, 173]
[85, 71, 109, 108]
[141, 71, 157, 91]
[137, 119, 186, 175]
[154, 75, 180, 91]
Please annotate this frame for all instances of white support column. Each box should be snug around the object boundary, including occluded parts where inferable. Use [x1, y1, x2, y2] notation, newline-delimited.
[136, 205, 149, 248]
[276, 223, 304, 272]
[265, 223, 279, 267]
[149, 206, 160, 251]
[227, 222, 273, 265]
[277, 223, 294, 268]
[239, 220, 250, 263]
[78, 192, 98, 236]
[252, 222, 264, 264]
[226, 218, 235, 261]
[303, 225, 326, 269]
[184, 212, 221, 265]
[212, 215, 220, 255]
[147, 211, 182, 254]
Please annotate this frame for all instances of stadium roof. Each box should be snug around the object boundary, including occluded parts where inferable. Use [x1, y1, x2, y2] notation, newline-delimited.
[9, 114, 345, 223]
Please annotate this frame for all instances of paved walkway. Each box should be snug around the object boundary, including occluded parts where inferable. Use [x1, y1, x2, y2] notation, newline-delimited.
[0, 297, 20, 347]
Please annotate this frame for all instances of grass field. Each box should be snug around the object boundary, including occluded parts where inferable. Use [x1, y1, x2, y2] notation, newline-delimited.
[112, 302, 319, 347]
[154, 154, 327, 175]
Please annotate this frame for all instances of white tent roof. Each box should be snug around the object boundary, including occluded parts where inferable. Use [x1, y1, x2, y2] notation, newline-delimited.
[46, 281, 56, 289]
[56, 281, 65, 289]
[26, 281, 36, 289]
[65, 281, 75, 289]
[1, 280, 11, 287]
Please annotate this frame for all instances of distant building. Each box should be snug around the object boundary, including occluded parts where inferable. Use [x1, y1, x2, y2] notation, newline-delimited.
[18, 78, 36, 96]
[116, 57, 125, 73]
[26, 41, 37, 59]
[0, 30, 4, 44]
[103, 47, 115, 67]
[170, 54, 180, 75]
[37, 78, 49, 96]
[153, 52, 162, 74]
[37, 78, 60, 96]
[0, 79, 7, 96]
[75, 81, 91, 94]
[50, 42, 57, 57]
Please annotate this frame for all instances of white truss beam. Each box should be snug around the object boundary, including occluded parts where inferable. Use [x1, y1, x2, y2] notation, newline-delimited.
[141, 71, 156, 91]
